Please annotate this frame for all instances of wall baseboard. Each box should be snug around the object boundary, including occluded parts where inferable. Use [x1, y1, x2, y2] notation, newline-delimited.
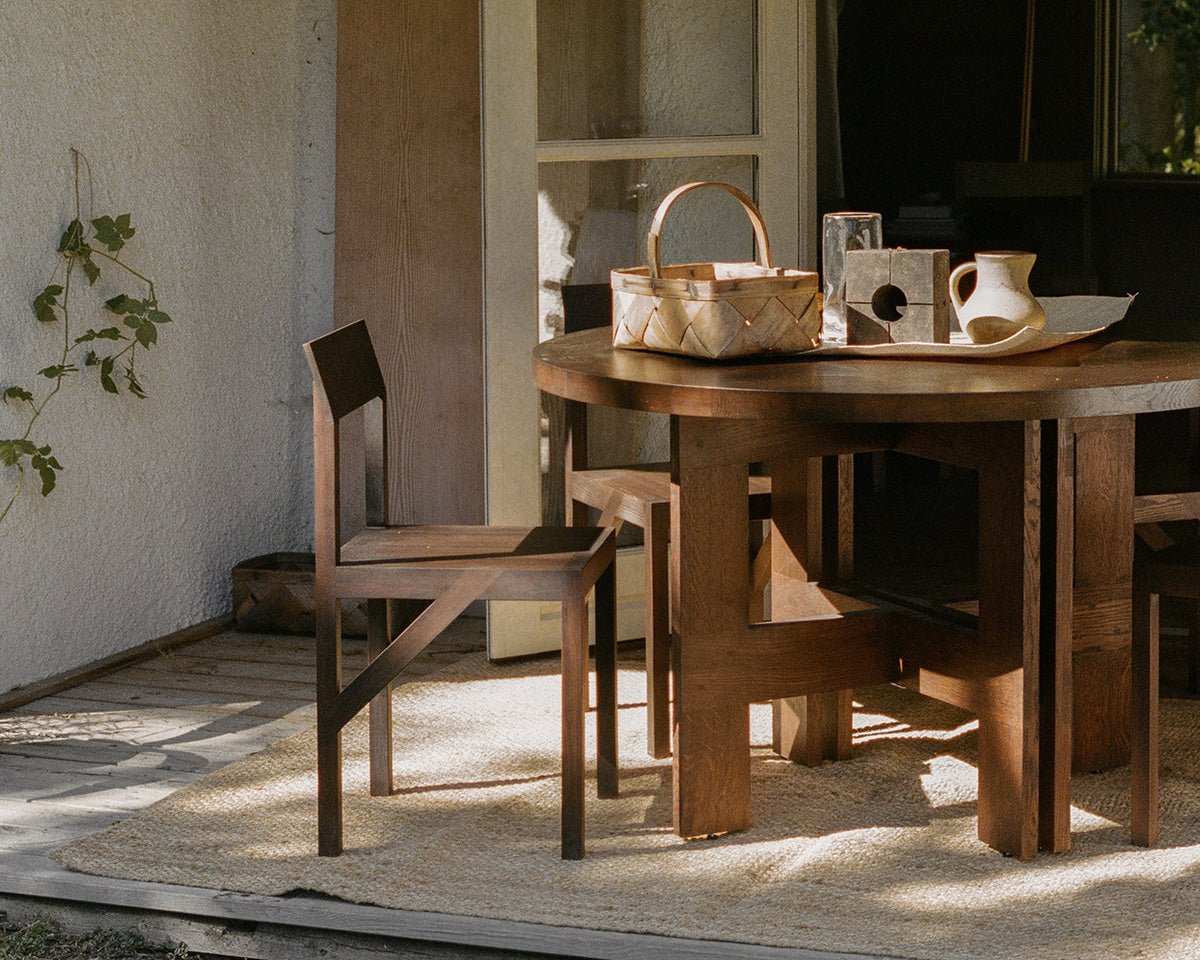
[0, 613, 234, 714]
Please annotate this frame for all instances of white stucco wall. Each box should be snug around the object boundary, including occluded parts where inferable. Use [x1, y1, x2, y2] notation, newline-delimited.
[0, 1, 335, 693]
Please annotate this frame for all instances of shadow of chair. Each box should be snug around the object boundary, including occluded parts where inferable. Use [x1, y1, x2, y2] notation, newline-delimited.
[304, 320, 617, 859]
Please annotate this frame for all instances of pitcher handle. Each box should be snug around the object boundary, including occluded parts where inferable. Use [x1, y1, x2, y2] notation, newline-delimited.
[949, 261, 977, 312]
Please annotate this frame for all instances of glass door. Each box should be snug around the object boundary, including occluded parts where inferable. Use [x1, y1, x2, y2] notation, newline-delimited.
[483, 0, 815, 658]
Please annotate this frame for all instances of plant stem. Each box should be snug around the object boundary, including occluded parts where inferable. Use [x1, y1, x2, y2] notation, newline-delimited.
[19, 258, 75, 445]
[91, 248, 156, 296]
[0, 465, 25, 527]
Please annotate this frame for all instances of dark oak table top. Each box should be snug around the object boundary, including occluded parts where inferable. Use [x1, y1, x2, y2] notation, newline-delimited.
[533, 326, 1200, 423]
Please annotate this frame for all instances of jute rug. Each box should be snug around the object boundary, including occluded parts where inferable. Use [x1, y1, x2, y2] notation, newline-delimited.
[54, 653, 1200, 960]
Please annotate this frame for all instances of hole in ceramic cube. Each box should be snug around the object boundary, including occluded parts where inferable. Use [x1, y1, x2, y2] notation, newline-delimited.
[871, 283, 908, 322]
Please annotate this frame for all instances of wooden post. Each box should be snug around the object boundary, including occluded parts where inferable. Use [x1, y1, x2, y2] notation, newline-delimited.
[974, 421, 1041, 860]
[671, 418, 753, 838]
[771, 456, 854, 765]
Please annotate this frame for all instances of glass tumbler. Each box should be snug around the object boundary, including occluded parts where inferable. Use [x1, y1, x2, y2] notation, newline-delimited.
[822, 212, 883, 342]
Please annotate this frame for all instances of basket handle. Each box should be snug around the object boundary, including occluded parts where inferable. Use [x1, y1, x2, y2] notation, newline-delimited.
[646, 181, 773, 280]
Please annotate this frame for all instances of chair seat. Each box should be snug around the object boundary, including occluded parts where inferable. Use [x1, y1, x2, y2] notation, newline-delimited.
[571, 462, 771, 524]
[335, 524, 614, 601]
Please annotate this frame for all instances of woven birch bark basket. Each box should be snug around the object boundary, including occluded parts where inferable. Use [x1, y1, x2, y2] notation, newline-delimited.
[611, 181, 822, 360]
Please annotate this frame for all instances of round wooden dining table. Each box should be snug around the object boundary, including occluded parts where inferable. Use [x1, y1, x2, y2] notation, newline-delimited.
[534, 326, 1200, 859]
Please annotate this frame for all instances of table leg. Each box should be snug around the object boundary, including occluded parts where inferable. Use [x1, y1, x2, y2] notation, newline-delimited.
[771, 455, 855, 764]
[1065, 417, 1135, 773]
[975, 421, 1041, 860]
[671, 418, 753, 838]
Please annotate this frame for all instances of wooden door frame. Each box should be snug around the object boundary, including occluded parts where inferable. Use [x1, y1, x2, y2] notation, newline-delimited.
[482, 0, 818, 658]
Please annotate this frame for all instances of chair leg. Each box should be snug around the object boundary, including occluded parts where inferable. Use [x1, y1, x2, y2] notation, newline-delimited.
[595, 563, 619, 799]
[315, 590, 343, 856]
[561, 587, 587, 860]
[366, 599, 393, 797]
[1131, 582, 1160, 847]
[644, 501, 672, 759]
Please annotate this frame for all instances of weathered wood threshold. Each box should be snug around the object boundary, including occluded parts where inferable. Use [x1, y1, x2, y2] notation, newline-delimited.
[0, 860, 888, 960]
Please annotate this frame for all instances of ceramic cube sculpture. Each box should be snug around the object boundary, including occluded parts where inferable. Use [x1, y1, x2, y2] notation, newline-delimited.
[843, 248, 951, 344]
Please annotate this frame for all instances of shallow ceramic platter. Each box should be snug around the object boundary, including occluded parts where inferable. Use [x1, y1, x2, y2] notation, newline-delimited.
[809, 295, 1134, 359]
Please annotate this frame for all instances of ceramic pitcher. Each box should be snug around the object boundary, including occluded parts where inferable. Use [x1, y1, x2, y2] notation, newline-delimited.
[949, 251, 1045, 343]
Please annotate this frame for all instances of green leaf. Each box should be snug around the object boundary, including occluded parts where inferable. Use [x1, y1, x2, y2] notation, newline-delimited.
[104, 293, 134, 314]
[57, 219, 85, 254]
[147, 309, 172, 324]
[32, 284, 63, 324]
[134, 319, 157, 348]
[84, 350, 99, 367]
[3, 386, 34, 405]
[0, 438, 37, 466]
[75, 327, 123, 344]
[81, 254, 100, 285]
[30, 454, 57, 495]
[38, 364, 78, 379]
[106, 294, 148, 317]
[91, 213, 136, 253]
[99, 356, 118, 394]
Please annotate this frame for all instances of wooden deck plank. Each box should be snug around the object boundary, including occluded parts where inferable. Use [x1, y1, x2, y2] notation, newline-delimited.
[0, 725, 308, 772]
[0, 769, 192, 813]
[184, 635, 368, 665]
[137, 653, 324, 685]
[0, 801, 118, 839]
[38, 680, 318, 718]
[98, 665, 320, 701]
[0, 751, 214, 785]
[11, 695, 314, 737]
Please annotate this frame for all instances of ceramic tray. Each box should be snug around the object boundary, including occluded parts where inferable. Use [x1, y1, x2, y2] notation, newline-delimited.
[809, 295, 1134, 359]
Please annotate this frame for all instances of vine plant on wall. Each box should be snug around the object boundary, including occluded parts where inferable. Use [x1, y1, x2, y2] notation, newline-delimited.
[0, 151, 174, 527]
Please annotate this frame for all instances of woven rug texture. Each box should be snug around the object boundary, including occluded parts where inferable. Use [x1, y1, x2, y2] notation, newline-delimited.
[52, 653, 1200, 960]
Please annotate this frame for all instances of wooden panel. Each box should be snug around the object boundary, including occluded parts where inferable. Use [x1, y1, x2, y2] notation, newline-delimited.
[336, 0, 485, 525]
[1069, 416, 1135, 772]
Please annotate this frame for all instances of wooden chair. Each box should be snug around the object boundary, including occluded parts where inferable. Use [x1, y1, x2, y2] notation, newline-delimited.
[558, 283, 772, 759]
[1131, 539, 1200, 848]
[304, 320, 618, 860]
[1129, 408, 1200, 845]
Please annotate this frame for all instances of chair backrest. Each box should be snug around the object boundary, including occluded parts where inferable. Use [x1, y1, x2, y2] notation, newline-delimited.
[303, 320, 389, 566]
[304, 320, 386, 421]
[561, 283, 611, 334]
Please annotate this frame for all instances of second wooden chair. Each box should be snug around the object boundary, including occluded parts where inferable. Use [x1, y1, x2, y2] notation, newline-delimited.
[559, 283, 771, 759]
[1131, 538, 1200, 848]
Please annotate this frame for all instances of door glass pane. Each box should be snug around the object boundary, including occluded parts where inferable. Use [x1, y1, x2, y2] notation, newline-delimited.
[537, 0, 757, 140]
[1114, 1, 1200, 175]
[537, 155, 756, 524]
